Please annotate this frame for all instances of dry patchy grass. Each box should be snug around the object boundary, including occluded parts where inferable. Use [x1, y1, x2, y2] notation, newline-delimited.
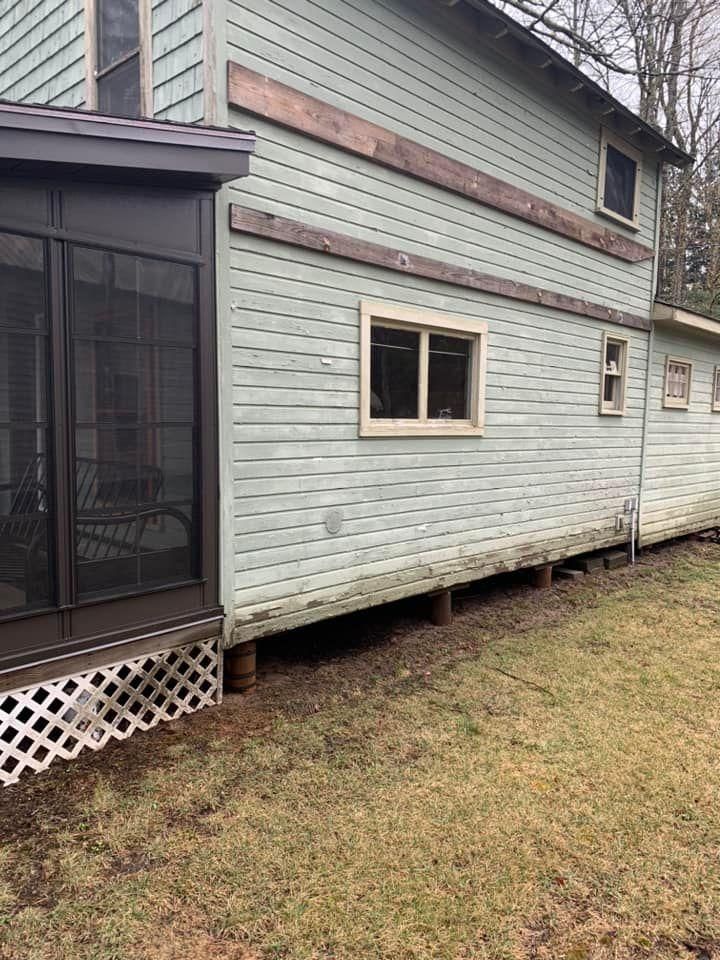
[2, 540, 720, 960]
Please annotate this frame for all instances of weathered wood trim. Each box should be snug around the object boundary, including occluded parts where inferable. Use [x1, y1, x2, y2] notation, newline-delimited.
[230, 205, 651, 331]
[227, 62, 655, 265]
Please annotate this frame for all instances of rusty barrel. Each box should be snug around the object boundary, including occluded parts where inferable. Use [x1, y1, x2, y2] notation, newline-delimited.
[225, 641, 257, 693]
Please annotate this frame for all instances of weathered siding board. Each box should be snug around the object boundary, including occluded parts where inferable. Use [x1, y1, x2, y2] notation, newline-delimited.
[641, 326, 720, 545]
[0, 0, 85, 107]
[227, 119, 654, 316]
[152, 0, 204, 121]
[227, 232, 647, 638]
[226, 0, 658, 244]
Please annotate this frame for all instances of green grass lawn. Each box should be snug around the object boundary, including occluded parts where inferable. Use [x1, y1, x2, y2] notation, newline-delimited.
[3, 540, 720, 960]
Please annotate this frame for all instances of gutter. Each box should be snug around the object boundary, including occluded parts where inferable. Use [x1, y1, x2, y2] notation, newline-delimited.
[637, 164, 664, 550]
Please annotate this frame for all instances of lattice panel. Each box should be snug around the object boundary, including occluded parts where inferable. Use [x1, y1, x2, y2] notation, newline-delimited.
[0, 638, 219, 786]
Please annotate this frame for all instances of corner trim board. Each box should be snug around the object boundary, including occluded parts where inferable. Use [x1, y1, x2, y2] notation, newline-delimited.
[229, 205, 651, 331]
[227, 62, 655, 265]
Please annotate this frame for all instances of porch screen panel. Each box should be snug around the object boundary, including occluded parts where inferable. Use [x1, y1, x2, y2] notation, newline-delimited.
[0, 234, 52, 614]
[71, 247, 198, 599]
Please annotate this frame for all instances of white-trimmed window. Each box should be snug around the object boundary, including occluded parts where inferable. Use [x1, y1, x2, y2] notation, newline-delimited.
[663, 356, 693, 409]
[712, 367, 720, 412]
[599, 332, 629, 415]
[359, 302, 487, 437]
[86, 0, 152, 117]
[597, 130, 642, 230]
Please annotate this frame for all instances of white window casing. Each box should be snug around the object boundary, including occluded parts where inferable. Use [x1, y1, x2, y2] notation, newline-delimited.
[663, 356, 693, 410]
[599, 331, 629, 416]
[712, 367, 720, 412]
[359, 302, 488, 437]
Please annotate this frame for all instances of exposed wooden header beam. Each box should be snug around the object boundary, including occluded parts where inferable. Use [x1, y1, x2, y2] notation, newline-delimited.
[227, 63, 655, 265]
[231, 204, 651, 332]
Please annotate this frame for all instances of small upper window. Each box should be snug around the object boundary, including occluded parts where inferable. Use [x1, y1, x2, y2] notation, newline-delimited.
[93, 0, 147, 118]
[663, 357, 692, 409]
[600, 333, 629, 415]
[712, 367, 720, 412]
[597, 131, 642, 230]
[360, 303, 487, 436]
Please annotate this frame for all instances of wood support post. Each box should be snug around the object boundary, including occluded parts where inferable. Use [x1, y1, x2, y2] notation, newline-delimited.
[430, 589, 452, 626]
[532, 564, 553, 589]
[225, 640, 257, 693]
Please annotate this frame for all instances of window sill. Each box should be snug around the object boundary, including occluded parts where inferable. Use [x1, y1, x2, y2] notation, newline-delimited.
[595, 205, 640, 232]
[360, 420, 485, 438]
[662, 400, 690, 410]
[599, 407, 626, 416]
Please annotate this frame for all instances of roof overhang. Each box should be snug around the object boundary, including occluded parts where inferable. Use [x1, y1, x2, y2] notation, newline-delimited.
[444, 0, 693, 168]
[653, 301, 720, 337]
[0, 101, 256, 189]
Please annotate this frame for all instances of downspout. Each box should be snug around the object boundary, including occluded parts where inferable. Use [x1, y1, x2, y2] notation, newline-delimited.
[637, 162, 664, 553]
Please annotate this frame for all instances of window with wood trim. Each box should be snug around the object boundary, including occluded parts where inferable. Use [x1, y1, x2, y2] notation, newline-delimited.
[712, 367, 720, 412]
[663, 356, 693, 409]
[359, 303, 487, 437]
[597, 130, 642, 230]
[88, 0, 151, 117]
[599, 333, 629, 415]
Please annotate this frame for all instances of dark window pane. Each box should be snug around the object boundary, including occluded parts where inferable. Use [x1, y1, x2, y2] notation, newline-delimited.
[0, 432, 51, 613]
[97, 55, 141, 118]
[74, 342, 195, 425]
[73, 248, 195, 343]
[0, 233, 45, 331]
[370, 325, 419, 419]
[0, 233, 52, 615]
[71, 247, 198, 600]
[428, 334, 471, 420]
[604, 144, 637, 221]
[97, 0, 139, 71]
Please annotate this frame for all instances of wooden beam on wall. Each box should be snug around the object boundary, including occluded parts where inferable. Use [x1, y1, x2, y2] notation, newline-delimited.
[230, 205, 651, 331]
[227, 63, 655, 265]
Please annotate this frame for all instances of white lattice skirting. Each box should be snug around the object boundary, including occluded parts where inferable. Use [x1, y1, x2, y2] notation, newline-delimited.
[0, 637, 220, 786]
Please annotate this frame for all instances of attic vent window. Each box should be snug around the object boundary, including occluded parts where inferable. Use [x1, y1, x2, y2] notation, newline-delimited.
[359, 303, 487, 437]
[597, 131, 642, 229]
[663, 357, 692, 409]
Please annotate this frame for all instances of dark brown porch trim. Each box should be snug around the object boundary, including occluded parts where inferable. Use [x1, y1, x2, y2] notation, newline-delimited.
[230, 205, 651, 331]
[227, 63, 655, 265]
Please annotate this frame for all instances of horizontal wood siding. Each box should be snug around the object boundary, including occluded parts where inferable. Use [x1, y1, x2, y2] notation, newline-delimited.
[152, 0, 204, 122]
[641, 326, 720, 545]
[0, 0, 206, 121]
[222, 0, 656, 638]
[0, 0, 85, 107]
[225, 0, 659, 315]
[227, 235, 647, 638]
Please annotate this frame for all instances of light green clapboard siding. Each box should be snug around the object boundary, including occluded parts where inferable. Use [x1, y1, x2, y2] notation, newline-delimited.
[220, 0, 665, 639]
[0, 0, 205, 120]
[0, 0, 85, 106]
[151, 0, 204, 122]
[224, 232, 648, 637]
[640, 326, 720, 545]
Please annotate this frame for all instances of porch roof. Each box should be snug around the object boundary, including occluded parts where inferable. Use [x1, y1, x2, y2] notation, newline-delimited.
[0, 100, 256, 189]
[653, 300, 720, 338]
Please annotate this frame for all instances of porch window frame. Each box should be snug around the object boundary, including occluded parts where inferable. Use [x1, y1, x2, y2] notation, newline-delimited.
[85, 0, 153, 117]
[359, 302, 488, 438]
[0, 180, 220, 674]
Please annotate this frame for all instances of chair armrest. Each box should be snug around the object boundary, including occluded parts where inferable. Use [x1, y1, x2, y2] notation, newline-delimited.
[76, 505, 192, 538]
